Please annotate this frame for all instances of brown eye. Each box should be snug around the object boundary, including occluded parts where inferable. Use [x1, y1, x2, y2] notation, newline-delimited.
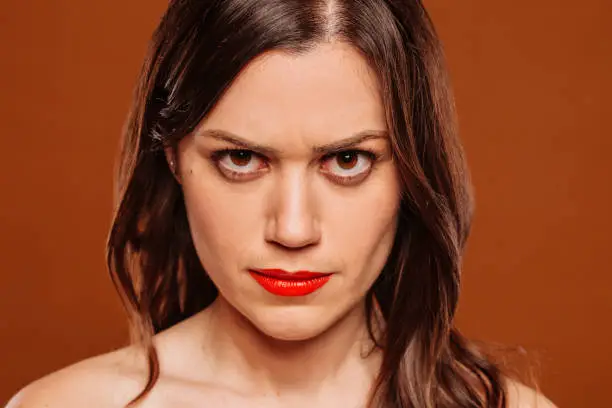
[321, 150, 375, 185]
[229, 150, 253, 167]
[215, 149, 268, 180]
[336, 152, 359, 170]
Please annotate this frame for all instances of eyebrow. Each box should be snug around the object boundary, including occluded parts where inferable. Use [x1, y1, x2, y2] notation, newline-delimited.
[197, 129, 389, 156]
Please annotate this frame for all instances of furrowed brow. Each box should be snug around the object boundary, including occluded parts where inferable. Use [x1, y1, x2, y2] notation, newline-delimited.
[197, 129, 280, 156]
[312, 130, 388, 154]
[198, 129, 388, 156]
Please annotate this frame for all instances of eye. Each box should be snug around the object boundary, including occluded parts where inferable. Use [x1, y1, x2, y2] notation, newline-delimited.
[320, 150, 376, 185]
[213, 149, 268, 180]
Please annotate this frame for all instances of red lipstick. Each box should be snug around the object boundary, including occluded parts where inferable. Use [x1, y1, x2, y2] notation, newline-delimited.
[249, 269, 332, 296]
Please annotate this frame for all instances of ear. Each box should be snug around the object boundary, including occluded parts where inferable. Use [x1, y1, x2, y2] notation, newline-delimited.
[164, 147, 181, 184]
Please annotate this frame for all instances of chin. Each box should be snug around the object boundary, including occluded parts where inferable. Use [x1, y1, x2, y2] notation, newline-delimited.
[246, 304, 335, 342]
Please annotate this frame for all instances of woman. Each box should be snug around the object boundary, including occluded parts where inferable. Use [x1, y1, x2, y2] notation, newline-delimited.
[9, 0, 556, 407]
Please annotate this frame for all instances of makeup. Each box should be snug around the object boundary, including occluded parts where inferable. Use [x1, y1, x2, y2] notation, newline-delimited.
[207, 143, 383, 185]
[249, 269, 332, 296]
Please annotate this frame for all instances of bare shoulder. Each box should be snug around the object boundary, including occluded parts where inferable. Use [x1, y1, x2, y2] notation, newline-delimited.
[5, 346, 147, 408]
[506, 379, 558, 408]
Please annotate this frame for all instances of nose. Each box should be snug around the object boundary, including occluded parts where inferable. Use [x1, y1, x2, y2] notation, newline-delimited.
[265, 172, 321, 249]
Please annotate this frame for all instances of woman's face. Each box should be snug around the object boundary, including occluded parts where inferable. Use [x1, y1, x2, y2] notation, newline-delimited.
[175, 42, 400, 340]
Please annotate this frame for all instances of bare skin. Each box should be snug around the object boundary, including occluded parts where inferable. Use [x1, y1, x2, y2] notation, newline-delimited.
[7, 42, 557, 408]
[8, 305, 381, 408]
[5, 309, 556, 408]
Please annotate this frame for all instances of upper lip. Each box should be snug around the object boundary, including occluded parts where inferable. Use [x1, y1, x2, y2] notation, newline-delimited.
[250, 269, 332, 280]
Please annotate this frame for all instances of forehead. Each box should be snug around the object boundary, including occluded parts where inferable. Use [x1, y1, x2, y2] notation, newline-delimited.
[199, 41, 387, 147]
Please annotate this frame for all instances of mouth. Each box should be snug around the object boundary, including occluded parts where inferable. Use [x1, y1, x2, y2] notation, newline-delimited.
[248, 269, 333, 297]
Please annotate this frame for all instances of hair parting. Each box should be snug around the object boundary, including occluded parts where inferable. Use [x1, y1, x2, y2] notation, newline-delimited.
[108, 1, 510, 406]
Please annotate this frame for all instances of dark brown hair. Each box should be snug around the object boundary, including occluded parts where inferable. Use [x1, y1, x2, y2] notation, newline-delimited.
[107, 0, 508, 406]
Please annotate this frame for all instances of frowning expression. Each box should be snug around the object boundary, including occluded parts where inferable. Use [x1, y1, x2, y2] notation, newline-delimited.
[174, 42, 400, 340]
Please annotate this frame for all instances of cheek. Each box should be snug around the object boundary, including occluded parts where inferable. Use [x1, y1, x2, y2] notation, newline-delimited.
[330, 194, 397, 247]
[180, 172, 262, 275]
[324, 173, 399, 282]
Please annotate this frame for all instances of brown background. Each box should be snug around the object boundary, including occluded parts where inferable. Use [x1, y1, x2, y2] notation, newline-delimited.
[1, 1, 610, 406]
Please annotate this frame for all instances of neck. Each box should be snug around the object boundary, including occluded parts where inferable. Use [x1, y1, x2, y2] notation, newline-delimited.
[198, 295, 382, 398]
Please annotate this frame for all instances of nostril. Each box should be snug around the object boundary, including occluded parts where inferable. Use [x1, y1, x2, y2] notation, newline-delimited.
[265, 217, 321, 250]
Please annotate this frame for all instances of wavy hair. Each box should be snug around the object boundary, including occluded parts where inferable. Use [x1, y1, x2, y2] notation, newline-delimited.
[107, 0, 508, 406]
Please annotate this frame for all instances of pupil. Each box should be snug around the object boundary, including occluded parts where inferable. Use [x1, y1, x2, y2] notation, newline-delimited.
[338, 152, 357, 169]
[230, 151, 251, 166]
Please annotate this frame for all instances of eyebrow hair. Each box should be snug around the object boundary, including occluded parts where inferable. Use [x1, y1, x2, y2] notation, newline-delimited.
[197, 129, 389, 156]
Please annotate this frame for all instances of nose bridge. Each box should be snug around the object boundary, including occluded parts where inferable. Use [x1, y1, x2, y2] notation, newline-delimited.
[267, 168, 320, 248]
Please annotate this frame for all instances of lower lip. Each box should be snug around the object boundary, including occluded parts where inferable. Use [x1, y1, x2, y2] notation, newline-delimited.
[249, 270, 332, 297]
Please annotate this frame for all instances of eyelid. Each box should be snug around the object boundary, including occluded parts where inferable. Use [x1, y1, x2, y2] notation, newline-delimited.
[211, 148, 269, 180]
[321, 148, 378, 160]
[210, 147, 381, 183]
[211, 148, 266, 160]
[319, 149, 379, 185]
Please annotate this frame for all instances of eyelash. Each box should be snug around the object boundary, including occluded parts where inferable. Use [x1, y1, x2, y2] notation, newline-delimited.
[209, 148, 381, 185]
